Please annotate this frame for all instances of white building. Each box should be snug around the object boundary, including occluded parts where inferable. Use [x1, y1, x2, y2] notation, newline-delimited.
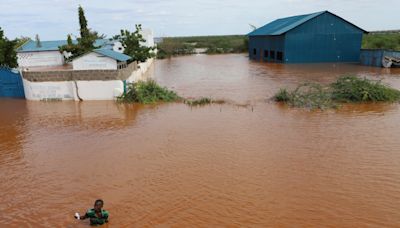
[17, 39, 123, 68]
[17, 40, 66, 68]
[72, 49, 131, 70]
[140, 29, 155, 47]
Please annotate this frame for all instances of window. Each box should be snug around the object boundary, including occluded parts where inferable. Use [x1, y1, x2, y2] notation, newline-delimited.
[264, 50, 269, 58]
[270, 50, 275, 59]
[277, 52, 283, 61]
[253, 48, 257, 55]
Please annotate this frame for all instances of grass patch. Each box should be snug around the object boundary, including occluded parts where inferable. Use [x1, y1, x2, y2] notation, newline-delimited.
[274, 76, 400, 110]
[184, 97, 226, 107]
[118, 79, 181, 104]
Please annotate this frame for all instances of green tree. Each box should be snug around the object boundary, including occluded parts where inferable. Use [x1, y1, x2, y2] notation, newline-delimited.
[67, 34, 73, 46]
[115, 24, 155, 62]
[0, 27, 18, 68]
[59, 5, 103, 61]
[35, 34, 42, 48]
[77, 5, 96, 50]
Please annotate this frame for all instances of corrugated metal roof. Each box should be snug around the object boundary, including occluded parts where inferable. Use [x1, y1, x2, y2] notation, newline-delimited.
[248, 11, 366, 36]
[17, 39, 112, 52]
[93, 49, 132, 62]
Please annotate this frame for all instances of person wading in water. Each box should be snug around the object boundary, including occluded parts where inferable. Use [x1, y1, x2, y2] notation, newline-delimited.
[75, 199, 109, 226]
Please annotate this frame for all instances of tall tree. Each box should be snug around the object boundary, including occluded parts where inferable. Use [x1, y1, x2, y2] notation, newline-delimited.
[77, 5, 95, 50]
[0, 27, 18, 68]
[116, 24, 155, 62]
[59, 5, 102, 60]
[35, 34, 42, 47]
[67, 34, 73, 46]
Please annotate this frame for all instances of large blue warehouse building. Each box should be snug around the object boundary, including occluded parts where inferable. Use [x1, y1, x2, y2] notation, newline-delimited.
[248, 11, 367, 63]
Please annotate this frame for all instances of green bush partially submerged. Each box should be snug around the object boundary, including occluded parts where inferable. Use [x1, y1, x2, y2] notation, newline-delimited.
[118, 80, 226, 106]
[118, 80, 181, 104]
[275, 83, 336, 110]
[274, 76, 400, 110]
[331, 76, 400, 102]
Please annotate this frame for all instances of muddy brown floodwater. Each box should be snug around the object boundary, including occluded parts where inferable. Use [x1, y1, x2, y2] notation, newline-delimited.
[1, 54, 400, 227]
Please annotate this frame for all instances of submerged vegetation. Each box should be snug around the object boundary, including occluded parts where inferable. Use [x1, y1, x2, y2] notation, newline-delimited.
[184, 97, 226, 107]
[274, 76, 400, 110]
[118, 80, 226, 107]
[118, 80, 181, 104]
[157, 35, 248, 59]
[274, 83, 336, 110]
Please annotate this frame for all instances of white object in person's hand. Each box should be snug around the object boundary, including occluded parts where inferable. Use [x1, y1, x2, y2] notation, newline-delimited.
[75, 212, 80, 220]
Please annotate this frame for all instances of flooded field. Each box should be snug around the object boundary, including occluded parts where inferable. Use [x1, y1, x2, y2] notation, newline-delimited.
[1, 54, 400, 227]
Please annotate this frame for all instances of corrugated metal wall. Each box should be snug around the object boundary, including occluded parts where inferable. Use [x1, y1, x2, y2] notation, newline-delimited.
[0, 68, 25, 98]
[249, 12, 364, 63]
[249, 35, 285, 62]
[360, 49, 400, 67]
[284, 12, 363, 63]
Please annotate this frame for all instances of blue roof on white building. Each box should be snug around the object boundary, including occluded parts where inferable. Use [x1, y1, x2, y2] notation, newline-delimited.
[93, 49, 132, 62]
[17, 39, 112, 52]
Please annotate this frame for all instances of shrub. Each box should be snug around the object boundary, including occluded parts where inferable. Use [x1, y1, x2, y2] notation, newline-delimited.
[274, 83, 335, 110]
[331, 76, 400, 102]
[273, 76, 400, 110]
[118, 79, 181, 104]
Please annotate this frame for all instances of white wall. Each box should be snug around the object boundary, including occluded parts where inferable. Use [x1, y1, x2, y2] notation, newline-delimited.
[140, 29, 155, 47]
[17, 51, 64, 68]
[22, 57, 155, 101]
[23, 79, 124, 101]
[126, 58, 154, 83]
[72, 52, 118, 70]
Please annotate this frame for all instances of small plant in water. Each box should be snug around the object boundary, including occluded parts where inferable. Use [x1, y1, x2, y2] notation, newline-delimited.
[184, 97, 225, 106]
[118, 79, 181, 104]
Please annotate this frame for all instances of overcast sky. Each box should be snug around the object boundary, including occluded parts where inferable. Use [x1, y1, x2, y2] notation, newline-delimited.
[1, 0, 399, 40]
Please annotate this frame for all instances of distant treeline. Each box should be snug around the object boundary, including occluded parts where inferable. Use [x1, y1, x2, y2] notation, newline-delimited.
[157, 35, 248, 59]
[362, 31, 400, 51]
[156, 31, 400, 59]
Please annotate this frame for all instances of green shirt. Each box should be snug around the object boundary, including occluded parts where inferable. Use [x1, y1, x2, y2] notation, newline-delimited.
[85, 208, 109, 226]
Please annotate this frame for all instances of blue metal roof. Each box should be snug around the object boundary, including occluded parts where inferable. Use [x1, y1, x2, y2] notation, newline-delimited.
[248, 11, 367, 36]
[93, 49, 132, 62]
[17, 39, 112, 52]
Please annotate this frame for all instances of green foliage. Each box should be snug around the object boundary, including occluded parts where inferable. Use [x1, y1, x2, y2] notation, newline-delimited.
[35, 34, 42, 48]
[362, 33, 400, 50]
[331, 76, 400, 102]
[67, 34, 73, 46]
[274, 89, 290, 102]
[0, 27, 18, 68]
[274, 83, 336, 110]
[118, 79, 181, 104]
[114, 24, 155, 63]
[185, 97, 212, 106]
[157, 35, 247, 58]
[59, 5, 102, 61]
[274, 76, 400, 110]
[15, 36, 30, 49]
[184, 97, 226, 106]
